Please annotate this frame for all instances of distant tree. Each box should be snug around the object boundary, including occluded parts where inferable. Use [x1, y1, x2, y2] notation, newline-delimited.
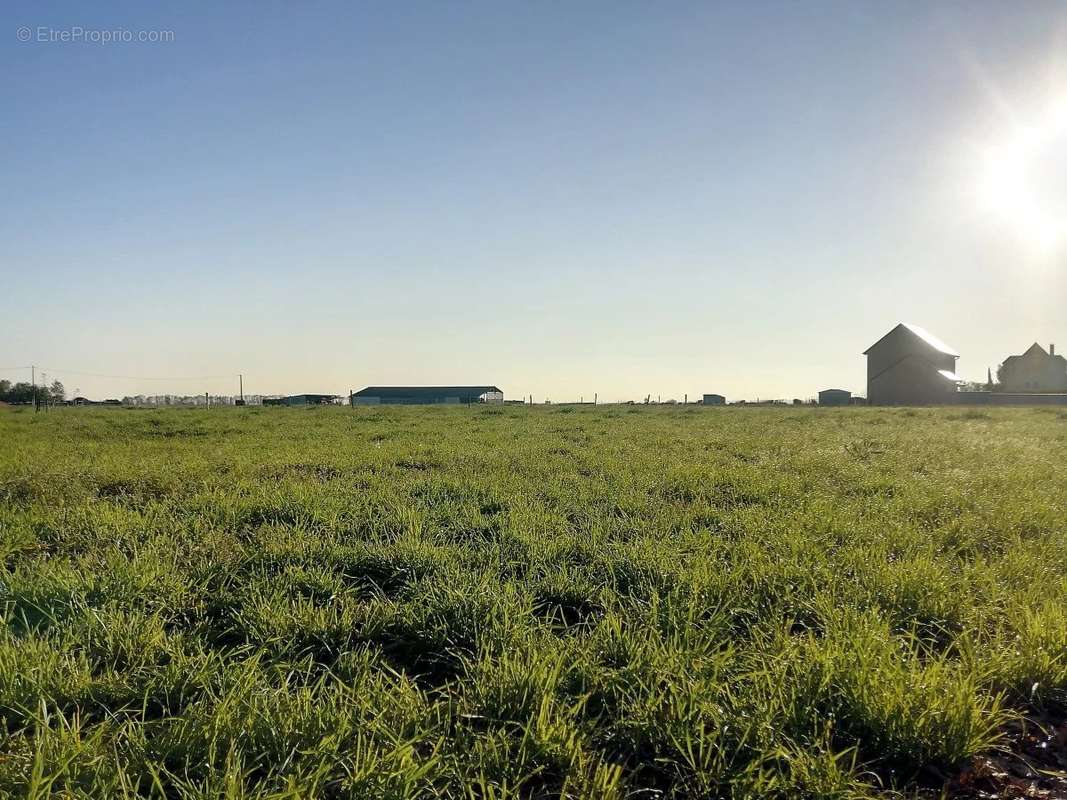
[49, 380, 65, 404]
[3, 382, 35, 404]
[994, 363, 1006, 391]
[0, 379, 10, 400]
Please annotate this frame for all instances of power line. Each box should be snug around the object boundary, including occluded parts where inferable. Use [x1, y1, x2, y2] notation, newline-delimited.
[38, 367, 238, 382]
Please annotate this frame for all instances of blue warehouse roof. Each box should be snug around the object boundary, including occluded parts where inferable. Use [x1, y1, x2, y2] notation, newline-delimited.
[352, 386, 501, 400]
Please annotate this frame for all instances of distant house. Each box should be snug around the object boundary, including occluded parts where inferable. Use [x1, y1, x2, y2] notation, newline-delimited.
[264, 394, 338, 407]
[818, 389, 851, 406]
[702, 394, 726, 405]
[997, 343, 1067, 393]
[864, 323, 961, 405]
[350, 386, 503, 405]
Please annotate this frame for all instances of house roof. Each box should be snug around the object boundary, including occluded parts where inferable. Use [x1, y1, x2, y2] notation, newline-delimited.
[938, 369, 964, 382]
[863, 323, 959, 357]
[1003, 343, 1066, 364]
[352, 386, 501, 399]
[819, 388, 851, 395]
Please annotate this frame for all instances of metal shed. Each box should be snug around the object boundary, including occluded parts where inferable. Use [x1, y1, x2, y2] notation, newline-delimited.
[818, 389, 851, 406]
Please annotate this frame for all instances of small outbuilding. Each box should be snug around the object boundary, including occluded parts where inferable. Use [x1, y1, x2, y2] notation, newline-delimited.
[818, 389, 851, 406]
[351, 386, 503, 405]
[702, 394, 726, 405]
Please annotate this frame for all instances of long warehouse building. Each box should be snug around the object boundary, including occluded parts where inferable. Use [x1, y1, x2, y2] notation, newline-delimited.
[350, 386, 503, 405]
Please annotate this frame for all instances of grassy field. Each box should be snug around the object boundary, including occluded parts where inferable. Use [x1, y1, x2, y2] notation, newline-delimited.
[0, 404, 1065, 799]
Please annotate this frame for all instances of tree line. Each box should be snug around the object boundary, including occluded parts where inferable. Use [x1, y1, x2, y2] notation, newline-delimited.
[0, 379, 65, 404]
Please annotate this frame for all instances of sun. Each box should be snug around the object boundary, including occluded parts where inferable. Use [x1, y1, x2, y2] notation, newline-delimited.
[980, 100, 1067, 251]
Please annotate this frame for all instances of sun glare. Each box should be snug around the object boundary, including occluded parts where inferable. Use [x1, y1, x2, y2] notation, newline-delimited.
[980, 100, 1067, 251]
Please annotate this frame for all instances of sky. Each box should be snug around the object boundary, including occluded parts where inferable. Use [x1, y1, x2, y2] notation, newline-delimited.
[3, 1, 1067, 402]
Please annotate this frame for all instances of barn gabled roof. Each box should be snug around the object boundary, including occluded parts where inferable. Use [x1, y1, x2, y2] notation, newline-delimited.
[863, 323, 959, 357]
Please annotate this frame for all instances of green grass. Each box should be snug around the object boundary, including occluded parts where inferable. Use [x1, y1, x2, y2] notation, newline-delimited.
[1, 404, 1065, 798]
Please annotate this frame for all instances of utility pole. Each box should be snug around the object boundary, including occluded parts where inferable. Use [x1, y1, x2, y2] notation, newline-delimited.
[31, 365, 37, 413]
[594, 392, 597, 406]
[239, 374, 244, 404]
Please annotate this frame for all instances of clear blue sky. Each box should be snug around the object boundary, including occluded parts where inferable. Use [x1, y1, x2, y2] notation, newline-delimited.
[3, 1, 1066, 401]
